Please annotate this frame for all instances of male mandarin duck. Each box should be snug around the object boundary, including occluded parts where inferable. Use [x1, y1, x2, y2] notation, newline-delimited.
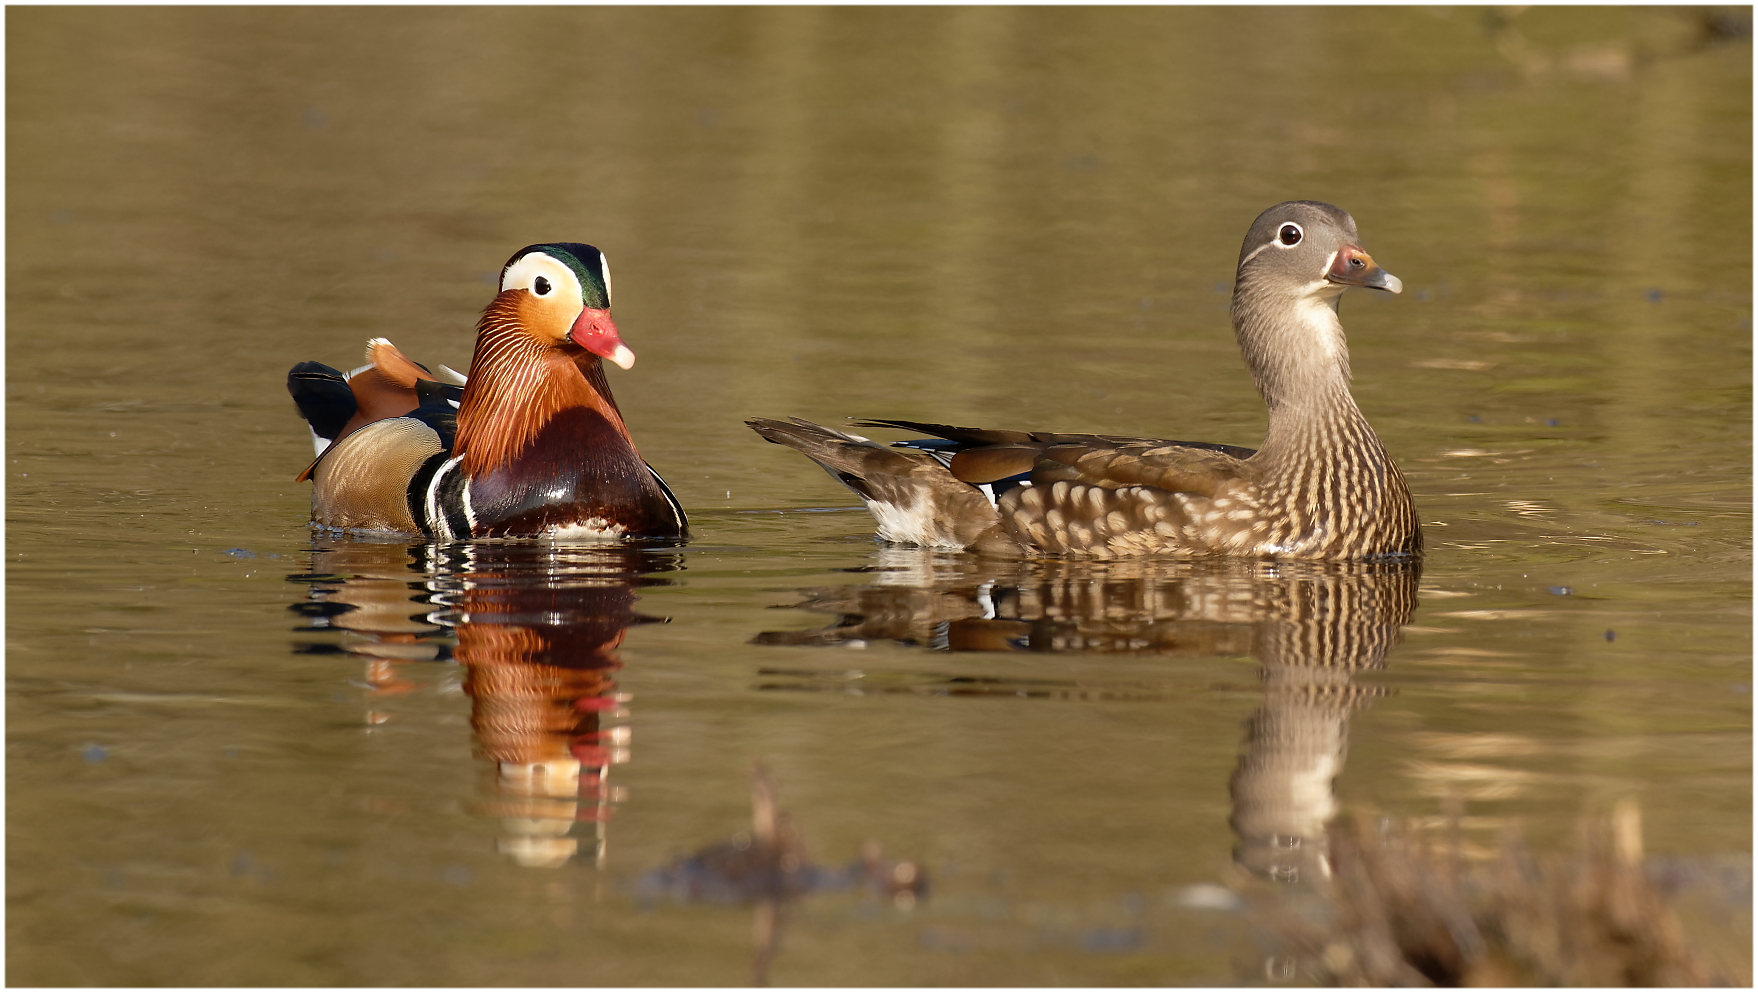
[748, 201, 1419, 561]
[288, 243, 687, 541]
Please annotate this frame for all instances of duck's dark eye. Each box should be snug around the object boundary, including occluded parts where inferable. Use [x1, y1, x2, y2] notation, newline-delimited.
[1278, 224, 1302, 246]
[533, 276, 552, 296]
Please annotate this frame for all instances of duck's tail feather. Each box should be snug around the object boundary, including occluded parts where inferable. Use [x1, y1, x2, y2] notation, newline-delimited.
[746, 417, 1007, 550]
[288, 361, 357, 456]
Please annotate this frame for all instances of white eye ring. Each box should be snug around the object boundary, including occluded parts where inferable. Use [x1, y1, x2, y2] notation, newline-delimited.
[533, 275, 552, 296]
[1276, 223, 1303, 247]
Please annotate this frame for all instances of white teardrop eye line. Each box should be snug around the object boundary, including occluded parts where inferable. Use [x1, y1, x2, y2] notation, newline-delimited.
[1276, 222, 1304, 247]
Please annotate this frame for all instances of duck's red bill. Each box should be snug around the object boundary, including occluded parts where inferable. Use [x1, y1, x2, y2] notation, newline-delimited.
[569, 308, 635, 369]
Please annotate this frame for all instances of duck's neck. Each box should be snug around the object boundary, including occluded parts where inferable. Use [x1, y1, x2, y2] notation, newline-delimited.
[453, 302, 635, 478]
[1231, 287, 1389, 477]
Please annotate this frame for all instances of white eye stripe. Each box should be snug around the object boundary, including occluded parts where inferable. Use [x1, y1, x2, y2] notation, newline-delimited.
[1239, 240, 1276, 266]
[1238, 220, 1309, 267]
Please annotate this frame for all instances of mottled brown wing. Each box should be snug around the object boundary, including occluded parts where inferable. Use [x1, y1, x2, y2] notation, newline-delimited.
[849, 419, 1254, 496]
[853, 419, 1255, 459]
[768, 419, 1266, 557]
[1029, 439, 1251, 497]
[850, 419, 1039, 447]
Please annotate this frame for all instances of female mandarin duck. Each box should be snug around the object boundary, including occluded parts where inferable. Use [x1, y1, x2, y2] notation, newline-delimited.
[748, 201, 1418, 561]
[288, 243, 687, 541]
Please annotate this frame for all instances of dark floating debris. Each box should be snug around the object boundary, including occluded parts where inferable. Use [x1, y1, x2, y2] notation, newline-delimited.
[282, 572, 350, 584]
[223, 548, 257, 559]
[636, 765, 927, 986]
[1605, 630, 1617, 642]
[637, 765, 926, 910]
[1549, 586, 1573, 596]
[287, 600, 354, 619]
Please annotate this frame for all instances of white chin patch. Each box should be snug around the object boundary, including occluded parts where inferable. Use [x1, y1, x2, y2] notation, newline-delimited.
[606, 344, 636, 370]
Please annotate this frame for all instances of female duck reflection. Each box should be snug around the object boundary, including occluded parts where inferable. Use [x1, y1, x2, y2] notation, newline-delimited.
[290, 540, 681, 869]
[754, 550, 1421, 884]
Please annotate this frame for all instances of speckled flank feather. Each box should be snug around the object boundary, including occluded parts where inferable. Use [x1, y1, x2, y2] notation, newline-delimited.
[985, 414, 1418, 560]
[308, 415, 445, 533]
[749, 201, 1421, 562]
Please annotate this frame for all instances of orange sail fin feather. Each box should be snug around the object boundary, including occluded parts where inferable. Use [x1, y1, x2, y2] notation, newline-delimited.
[348, 337, 438, 427]
[291, 338, 444, 483]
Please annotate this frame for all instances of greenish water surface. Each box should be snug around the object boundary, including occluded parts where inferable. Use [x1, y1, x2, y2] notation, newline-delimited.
[7, 7, 1750, 985]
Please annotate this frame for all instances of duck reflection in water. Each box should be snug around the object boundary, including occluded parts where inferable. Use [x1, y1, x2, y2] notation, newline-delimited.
[755, 547, 1420, 885]
[290, 539, 680, 868]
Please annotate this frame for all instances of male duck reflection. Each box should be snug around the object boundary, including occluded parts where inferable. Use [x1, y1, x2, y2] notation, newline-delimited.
[288, 243, 687, 541]
[749, 201, 1419, 560]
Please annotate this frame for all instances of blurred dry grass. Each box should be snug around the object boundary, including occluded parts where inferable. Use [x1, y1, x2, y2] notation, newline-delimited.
[1258, 802, 1744, 987]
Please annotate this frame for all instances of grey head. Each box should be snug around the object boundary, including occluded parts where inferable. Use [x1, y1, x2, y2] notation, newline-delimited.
[1234, 200, 1402, 302]
[1229, 202, 1402, 409]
